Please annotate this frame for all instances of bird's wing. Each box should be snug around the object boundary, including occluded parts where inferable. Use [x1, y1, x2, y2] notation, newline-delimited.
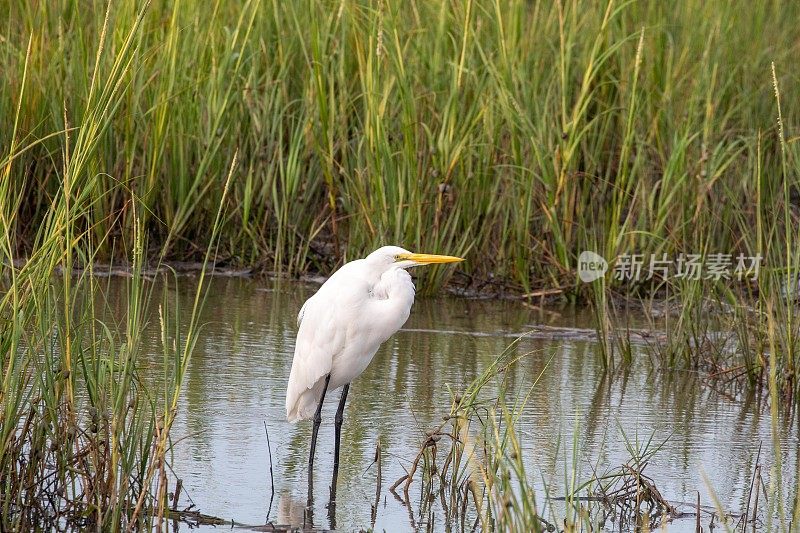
[285, 291, 348, 421]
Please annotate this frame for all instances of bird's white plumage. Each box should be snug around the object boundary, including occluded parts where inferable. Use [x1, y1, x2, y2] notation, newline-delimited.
[285, 246, 417, 422]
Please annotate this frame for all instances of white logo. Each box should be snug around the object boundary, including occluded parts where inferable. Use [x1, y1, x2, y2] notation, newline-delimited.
[577, 252, 761, 282]
[578, 251, 608, 283]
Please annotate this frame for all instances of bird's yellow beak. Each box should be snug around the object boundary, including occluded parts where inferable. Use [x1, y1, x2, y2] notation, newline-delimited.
[396, 252, 465, 265]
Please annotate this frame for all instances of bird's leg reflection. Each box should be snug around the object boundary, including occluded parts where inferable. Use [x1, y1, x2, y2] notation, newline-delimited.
[326, 498, 337, 530]
[306, 373, 330, 525]
[303, 494, 314, 531]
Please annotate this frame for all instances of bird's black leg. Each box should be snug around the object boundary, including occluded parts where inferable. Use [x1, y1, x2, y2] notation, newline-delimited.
[329, 383, 350, 502]
[306, 373, 331, 524]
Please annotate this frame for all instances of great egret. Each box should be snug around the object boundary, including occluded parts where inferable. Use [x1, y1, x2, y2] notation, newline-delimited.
[285, 245, 464, 502]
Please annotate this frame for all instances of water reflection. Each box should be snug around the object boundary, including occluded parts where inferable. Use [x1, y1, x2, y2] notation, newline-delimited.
[108, 277, 798, 531]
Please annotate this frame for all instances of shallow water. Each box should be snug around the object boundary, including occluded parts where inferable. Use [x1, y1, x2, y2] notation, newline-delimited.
[124, 277, 798, 531]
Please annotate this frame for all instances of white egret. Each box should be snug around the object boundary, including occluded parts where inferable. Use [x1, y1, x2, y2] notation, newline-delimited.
[285, 245, 464, 500]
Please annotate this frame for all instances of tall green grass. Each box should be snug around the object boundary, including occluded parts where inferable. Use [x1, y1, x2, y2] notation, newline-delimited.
[586, 57, 800, 410]
[0, 5, 234, 528]
[2, 0, 798, 291]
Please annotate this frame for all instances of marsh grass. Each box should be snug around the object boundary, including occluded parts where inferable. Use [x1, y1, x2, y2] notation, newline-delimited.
[0, 5, 235, 528]
[2, 0, 798, 289]
[586, 63, 800, 411]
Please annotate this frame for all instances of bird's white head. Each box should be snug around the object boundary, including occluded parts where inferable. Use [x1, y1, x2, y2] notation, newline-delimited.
[365, 245, 465, 270]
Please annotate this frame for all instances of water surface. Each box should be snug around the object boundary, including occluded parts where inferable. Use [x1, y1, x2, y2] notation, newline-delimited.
[125, 277, 798, 531]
